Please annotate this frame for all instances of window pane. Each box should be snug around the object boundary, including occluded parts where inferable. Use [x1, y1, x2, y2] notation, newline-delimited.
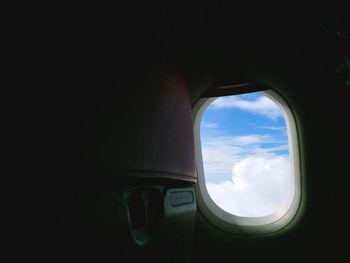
[200, 92, 293, 217]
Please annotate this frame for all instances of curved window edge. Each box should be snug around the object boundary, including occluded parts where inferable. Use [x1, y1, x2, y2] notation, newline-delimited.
[193, 89, 304, 235]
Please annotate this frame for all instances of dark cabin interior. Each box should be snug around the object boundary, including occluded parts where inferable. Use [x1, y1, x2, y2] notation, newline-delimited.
[9, 8, 349, 262]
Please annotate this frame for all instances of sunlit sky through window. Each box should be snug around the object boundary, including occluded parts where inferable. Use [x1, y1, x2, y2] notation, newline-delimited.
[200, 92, 292, 217]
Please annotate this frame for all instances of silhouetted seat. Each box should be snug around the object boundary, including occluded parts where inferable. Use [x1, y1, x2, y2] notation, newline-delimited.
[79, 68, 197, 262]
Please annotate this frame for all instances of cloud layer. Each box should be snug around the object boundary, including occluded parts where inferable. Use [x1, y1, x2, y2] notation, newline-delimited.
[201, 134, 288, 180]
[206, 155, 292, 217]
[210, 95, 282, 120]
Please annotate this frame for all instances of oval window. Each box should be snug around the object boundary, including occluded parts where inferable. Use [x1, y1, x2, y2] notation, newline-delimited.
[194, 90, 301, 233]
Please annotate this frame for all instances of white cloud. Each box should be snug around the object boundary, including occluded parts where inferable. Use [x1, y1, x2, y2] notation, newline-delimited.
[260, 126, 285, 131]
[210, 96, 282, 120]
[260, 126, 288, 136]
[230, 134, 274, 145]
[201, 134, 285, 179]
[206, 155, 292, 217]
[202, 122, 219, 129]
[202, 141, 243, 178]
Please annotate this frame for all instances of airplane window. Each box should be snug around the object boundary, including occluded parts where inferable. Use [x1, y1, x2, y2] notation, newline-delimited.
[194, 90, 301, 233]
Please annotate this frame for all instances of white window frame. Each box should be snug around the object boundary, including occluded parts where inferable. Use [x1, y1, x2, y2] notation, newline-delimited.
[193, 89, 302, 235]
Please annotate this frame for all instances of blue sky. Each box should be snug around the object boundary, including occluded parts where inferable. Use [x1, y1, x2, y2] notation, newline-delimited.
[200, 92, 292, 217]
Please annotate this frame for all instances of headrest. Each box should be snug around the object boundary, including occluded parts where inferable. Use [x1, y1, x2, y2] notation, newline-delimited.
[80, 71, 196, 182]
